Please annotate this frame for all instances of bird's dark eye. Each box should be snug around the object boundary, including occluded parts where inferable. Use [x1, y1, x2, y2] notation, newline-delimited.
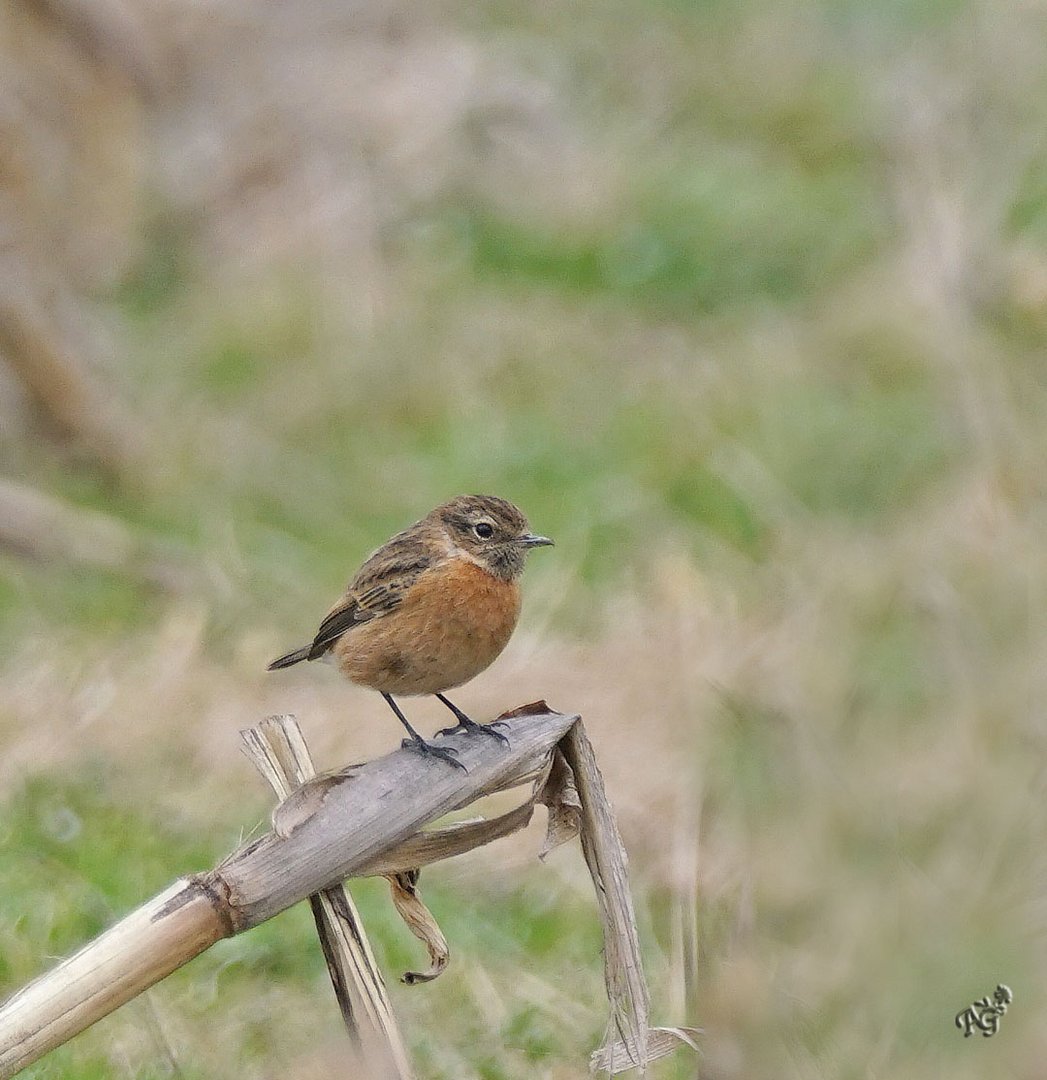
[473, 521, 494, 539]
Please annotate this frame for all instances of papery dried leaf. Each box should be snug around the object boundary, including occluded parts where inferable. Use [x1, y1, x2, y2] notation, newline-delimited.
[537, 749, 582, 860]
[589, 1027, 702, 1074]
[386, 871, 449, 985]
[358, 801, 537, 877]
[562, 724, 650, 1073]
[495, 699, 554, 721]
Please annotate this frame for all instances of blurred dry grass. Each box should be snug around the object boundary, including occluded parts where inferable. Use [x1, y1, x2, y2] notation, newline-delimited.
[4, 0, 1047, 1077]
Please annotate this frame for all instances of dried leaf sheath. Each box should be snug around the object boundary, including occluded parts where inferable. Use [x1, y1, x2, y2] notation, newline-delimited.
[560, 722, 651, 1074]
[0, 705, 698, 1079]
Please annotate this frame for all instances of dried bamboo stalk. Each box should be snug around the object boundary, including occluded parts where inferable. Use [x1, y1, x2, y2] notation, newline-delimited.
[0, 880, 229, 1079]
[0, 706, 578, 1078]
[241, 715, 413, 1079]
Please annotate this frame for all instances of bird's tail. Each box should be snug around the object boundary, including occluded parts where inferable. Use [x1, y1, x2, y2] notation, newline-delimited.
[267, 645, 312, 670]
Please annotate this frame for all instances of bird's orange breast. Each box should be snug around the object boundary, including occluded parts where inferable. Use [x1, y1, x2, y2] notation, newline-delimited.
[331, 558, 522, 696]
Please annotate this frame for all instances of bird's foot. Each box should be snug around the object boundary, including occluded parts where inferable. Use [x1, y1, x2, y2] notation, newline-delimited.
[436, 716, 511, 748]
[401, 736, 468, 771]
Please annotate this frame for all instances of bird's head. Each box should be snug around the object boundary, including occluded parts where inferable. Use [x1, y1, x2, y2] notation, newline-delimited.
[433, 494, 554, 580]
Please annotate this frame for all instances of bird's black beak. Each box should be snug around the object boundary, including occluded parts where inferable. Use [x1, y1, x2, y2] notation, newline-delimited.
[518, 533, 554, 548]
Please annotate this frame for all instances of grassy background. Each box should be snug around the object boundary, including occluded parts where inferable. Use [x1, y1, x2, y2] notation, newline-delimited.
[4, 0, 1047, 1076]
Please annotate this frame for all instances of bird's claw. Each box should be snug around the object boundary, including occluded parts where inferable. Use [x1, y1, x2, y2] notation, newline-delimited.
[401, 737, 467, 771]
[436, 719, 511, 748]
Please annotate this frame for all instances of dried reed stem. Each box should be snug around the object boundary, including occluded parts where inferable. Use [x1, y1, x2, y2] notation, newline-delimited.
[0, 706, 578, 1078]
[240, 715, 413, 1079]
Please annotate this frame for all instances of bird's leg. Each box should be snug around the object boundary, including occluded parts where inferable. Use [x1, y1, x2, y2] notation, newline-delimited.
[434, 693, 510, 747]
[381, 693, 466, 771]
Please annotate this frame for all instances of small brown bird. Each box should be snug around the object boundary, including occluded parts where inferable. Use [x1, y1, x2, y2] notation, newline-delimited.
[268, 495, 553, 768]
